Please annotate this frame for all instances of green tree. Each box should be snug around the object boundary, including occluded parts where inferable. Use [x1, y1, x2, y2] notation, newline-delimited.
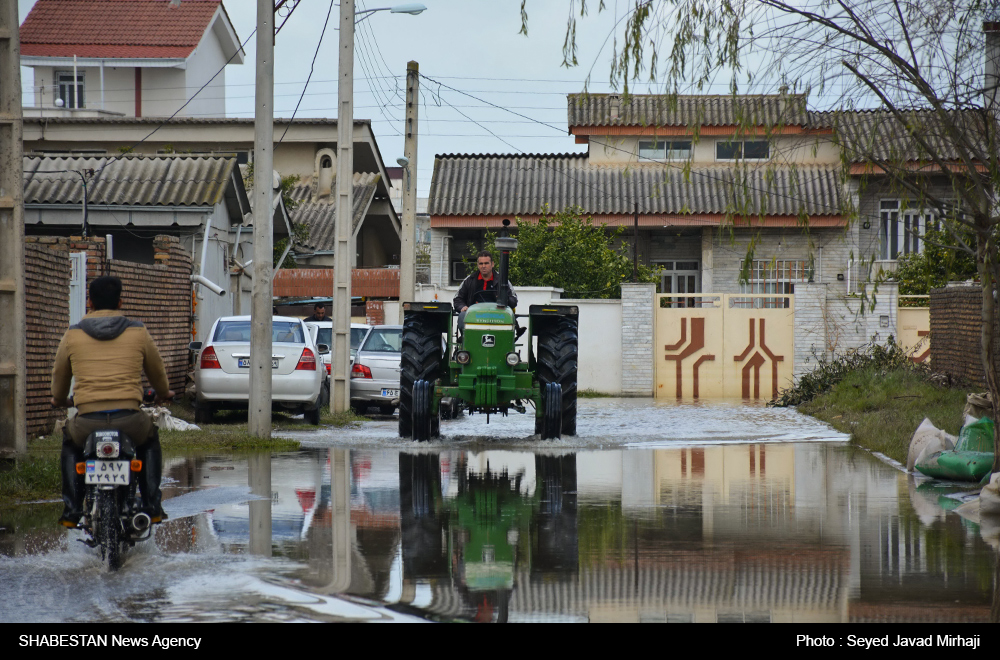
[525, 0, 1000, 470]
[472, 206, 658, 298]
[894, 226, 977, 298]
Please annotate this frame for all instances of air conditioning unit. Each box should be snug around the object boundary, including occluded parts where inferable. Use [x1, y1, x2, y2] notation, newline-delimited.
[451, 261, 471, 282]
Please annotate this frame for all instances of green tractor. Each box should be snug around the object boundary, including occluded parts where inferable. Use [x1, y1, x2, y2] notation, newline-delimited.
[399, 222, 579, 441]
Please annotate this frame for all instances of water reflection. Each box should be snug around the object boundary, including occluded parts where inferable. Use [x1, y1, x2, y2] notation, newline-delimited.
[2, 441, 998, 623]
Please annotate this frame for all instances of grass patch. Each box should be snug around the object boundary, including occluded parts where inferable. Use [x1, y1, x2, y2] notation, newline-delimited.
[797, 367, 971, 464]
[0, 400, 370, 506]
[579, 389, 615, 398]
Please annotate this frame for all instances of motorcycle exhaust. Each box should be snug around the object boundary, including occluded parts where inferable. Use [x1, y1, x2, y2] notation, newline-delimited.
[131, 512, 151, 532]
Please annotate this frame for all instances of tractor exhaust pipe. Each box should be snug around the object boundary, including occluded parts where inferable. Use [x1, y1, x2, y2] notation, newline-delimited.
[495, 219, 517, 309]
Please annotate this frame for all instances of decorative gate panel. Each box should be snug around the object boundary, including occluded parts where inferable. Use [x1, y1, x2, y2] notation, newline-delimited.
[655, 294, 796, 401]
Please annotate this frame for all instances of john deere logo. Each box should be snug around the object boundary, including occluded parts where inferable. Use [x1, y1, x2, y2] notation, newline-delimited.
[482, 335, 496, 348]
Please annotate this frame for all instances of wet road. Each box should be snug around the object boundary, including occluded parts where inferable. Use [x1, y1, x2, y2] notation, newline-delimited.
[2, 399, 998, 623]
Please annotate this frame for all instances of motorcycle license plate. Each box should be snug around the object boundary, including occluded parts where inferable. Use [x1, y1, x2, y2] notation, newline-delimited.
[381, 389, 399, 398]
[85, 460, 131, 485]
[238, 358, 279, 368]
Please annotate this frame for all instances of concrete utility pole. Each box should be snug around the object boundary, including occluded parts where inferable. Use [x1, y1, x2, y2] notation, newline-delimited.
[249, 0, 275, 438]
[397, 61, 419, 319]
[331, 0, 355, 414]
[0, 0, 25, 455]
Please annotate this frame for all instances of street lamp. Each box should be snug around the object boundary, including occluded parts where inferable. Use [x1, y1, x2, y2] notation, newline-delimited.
[331, 1, 424, 413]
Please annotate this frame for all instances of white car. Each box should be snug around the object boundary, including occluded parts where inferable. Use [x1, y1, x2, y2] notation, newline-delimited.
[350, 324, 402, 415]
[191, 316, 329, 425]
[304, 321, 370, 375]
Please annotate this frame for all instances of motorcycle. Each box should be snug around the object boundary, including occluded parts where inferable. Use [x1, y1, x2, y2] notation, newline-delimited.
[76, 427, 153, 570]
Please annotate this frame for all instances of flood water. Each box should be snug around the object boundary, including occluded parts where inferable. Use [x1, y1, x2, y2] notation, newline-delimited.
[2, 399, 998, 623]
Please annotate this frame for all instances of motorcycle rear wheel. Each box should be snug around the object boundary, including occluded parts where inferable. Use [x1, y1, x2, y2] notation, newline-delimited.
[97, 490, 124, 571]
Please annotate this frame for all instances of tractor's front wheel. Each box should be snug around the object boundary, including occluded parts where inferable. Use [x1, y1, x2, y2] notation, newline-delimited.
[536, 316, 579, 436]
[412, 379, 439, 441]
[540, 382, 563, 440]
[400, 313, 445, 437]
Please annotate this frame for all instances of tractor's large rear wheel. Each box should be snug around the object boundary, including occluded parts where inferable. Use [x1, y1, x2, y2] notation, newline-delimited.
[400, 314, 445, 437]
[536, 316, 578, 436]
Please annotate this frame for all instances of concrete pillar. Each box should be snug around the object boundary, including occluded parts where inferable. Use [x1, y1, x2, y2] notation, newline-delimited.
[621, 283, 656, 396]
[865, 282, 898, 345]
[700, 228, 714, 293]
[793, 282, 829, 379]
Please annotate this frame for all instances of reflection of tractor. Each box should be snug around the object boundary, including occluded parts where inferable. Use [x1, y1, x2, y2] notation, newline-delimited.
[399, 220, 579, 440]
[398, 452, 577, 623]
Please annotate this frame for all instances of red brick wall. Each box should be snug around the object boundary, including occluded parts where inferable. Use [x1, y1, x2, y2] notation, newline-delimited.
[24, 241, 70, 436]
[24, 235, 193, 438]
[929, 285, 999, 385]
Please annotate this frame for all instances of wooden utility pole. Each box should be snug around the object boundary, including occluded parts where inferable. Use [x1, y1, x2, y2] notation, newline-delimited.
[398, 61, 419, 319]
[249, 0, 275, 437]
[0, 0, 25, 455]
[331, 0, 355, 413]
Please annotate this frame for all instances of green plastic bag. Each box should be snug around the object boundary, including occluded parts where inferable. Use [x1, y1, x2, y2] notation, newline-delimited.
[956, 417, 994, 453]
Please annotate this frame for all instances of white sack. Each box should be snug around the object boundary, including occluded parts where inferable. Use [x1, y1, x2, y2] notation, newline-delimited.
[907, 418, 955, 472]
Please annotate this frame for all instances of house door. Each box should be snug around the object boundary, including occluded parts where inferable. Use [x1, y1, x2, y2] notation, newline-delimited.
[69, 252, 87, 325]
[658, 260, 700, 308]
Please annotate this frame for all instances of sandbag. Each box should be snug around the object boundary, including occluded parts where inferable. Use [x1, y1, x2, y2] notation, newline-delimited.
[146, 406, 201, 432]
[956, 416, 994, 453]
[915, 449, 994, 482]
[964, 392, 993, 421]
[906, 418, 955, 472]
[981, 472, 1000, 517]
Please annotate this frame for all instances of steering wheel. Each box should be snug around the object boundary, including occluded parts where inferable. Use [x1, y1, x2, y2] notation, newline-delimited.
[471, 289, 498, 304]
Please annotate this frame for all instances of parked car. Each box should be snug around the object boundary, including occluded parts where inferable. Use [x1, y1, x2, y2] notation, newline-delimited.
[350, 324, 402, 415]
[304, 321, 370, 375]
[191, 316, 329, 425]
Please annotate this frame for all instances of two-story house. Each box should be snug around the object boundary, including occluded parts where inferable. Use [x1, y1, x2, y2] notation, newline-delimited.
[428, 93, 854, 301]
[20, 0, 243, 118]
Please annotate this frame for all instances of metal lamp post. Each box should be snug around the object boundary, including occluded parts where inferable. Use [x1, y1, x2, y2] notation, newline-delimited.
[332, 2, 425, 414]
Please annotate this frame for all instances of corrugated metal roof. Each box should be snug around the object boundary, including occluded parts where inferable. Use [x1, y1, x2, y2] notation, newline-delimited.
[567, 93, 811, 128]
[428, 154, 842, 217]
[23, 154, 237, 206]
[811, 109, 988, 163]
[289, 174, 381, 252]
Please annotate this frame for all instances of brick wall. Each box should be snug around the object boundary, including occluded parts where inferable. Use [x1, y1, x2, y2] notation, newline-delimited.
[24, 235, 193, 438]
[621, 283, 655, 396]
[930, 285, 996, 385]
[24, 242, 70, 436]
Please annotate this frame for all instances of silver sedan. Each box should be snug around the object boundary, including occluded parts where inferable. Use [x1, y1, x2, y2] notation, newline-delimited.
[350, 325, 402, 415]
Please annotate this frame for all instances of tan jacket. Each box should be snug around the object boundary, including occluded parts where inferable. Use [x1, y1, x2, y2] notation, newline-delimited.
[51, 310, 170, 415]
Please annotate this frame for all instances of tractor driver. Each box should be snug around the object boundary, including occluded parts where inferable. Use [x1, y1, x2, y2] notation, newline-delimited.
[453, 250, 521, 336]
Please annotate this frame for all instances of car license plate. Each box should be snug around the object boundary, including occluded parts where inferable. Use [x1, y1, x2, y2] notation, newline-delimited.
[381, 389, 399, 398]
[85, 460, 131, 485]
[238, 358, 279, 368]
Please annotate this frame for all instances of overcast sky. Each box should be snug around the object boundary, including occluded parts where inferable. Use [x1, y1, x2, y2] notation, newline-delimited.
[20, 0, 673, 196]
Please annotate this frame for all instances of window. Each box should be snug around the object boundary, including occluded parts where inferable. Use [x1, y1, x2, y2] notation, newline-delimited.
[56, 71, 85, 109]
[879, 200, 937, 260]
[638, 139, 692, 161]
[716, 140, 769, 160]
[657, 260, 700, 308]
[736, 259, 808, 308]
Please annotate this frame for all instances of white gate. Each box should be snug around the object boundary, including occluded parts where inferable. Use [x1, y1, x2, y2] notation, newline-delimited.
[69, 252, 87, 325]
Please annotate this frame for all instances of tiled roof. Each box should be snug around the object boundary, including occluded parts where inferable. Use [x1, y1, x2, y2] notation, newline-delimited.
[568, 93, 811, 128]
[20, 0, 221, 59]
[428, 154, 841, 218]
[811, 109, 989, 163]
[23, 154, 238, 206]
[288, 175, 381, 252]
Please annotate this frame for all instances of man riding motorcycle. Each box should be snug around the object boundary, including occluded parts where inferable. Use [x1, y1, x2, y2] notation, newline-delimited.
[51, 275, 175, 527]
